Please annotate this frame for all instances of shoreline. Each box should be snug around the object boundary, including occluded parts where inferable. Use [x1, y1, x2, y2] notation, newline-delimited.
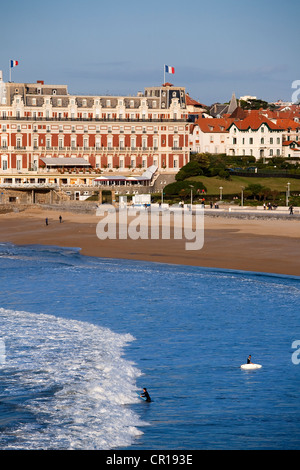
[0, 206, 299, 277]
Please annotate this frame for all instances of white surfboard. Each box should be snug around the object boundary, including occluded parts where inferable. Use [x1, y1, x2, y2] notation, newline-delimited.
[241, 363, 262, 370]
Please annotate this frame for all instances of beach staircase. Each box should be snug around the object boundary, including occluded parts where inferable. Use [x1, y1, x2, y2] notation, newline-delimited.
[152, 174, 176, 193]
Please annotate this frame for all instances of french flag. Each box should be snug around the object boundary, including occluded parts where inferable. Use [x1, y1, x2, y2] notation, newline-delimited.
[10, 60, 19, 67]
[165, 65, 175, 74]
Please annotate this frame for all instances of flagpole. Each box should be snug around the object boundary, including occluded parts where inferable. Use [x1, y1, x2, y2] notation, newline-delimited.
[9, 61, 11, 82]
[164, 64, 165, 85]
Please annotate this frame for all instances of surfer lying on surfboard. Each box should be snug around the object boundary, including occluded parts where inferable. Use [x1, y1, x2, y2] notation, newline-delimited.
[140, 388, 151, 402]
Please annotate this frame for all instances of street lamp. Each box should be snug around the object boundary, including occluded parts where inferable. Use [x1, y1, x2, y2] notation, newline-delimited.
[219, 186, 223, 201]
[286, 182, 290, 206]
[241, 186, 245, 207]
[189, 185, 194, 208]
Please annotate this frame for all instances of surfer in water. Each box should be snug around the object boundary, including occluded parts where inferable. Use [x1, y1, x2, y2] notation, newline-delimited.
[247, 355, 253, 364]
[141, 388, 151, 402]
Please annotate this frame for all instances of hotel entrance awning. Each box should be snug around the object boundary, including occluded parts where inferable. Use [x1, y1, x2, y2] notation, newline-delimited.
[41, 157, 91, 167]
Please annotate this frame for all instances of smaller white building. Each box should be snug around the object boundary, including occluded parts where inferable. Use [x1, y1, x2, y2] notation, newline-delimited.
[227, 113, 283, 160]
[189, 118, 233, 154]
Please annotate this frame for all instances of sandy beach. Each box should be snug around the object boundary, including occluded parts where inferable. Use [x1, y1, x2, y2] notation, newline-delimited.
[0, 206, 299, 277]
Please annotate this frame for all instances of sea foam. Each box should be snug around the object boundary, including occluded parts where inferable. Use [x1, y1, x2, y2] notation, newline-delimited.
[0, 307, 145, 450]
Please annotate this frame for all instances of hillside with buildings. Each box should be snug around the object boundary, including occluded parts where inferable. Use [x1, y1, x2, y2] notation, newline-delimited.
[0, 70, 299, 204]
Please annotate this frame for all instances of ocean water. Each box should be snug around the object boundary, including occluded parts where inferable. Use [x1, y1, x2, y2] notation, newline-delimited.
[0, 242, 299, 450]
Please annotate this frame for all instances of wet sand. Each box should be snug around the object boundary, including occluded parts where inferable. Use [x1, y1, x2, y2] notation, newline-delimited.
[0, 207, 299, 276]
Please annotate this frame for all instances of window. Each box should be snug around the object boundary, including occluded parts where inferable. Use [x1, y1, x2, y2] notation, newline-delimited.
[2, 158, 8, 170]
[233, 138, 237, 145]
[261, 138, 264, 144]
[131, 137, 136, 149]
[249, 138, 253, 144]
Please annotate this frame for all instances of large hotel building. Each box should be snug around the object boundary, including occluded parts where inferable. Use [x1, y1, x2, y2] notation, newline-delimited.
[0, 71, 190, 177]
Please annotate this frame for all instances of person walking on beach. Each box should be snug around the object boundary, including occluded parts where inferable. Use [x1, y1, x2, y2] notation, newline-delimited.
[59, 215, 62, 223]
[289, 205, 294, 215]
[45, 218, 48, 226]
[141, 388, 151, 402]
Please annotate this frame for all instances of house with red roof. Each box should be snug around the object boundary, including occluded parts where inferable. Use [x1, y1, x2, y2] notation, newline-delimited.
[189, 117, 234, 154]
[227, 111, 284, 160]
[282, 140, 300, 158]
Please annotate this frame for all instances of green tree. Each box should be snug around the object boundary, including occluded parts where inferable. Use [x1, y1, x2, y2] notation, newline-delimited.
[175, 161, 203, 181]
[245, 183, 270, 201]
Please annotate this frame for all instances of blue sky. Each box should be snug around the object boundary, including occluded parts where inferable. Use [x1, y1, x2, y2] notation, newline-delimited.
[1, 0, 299, 104]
